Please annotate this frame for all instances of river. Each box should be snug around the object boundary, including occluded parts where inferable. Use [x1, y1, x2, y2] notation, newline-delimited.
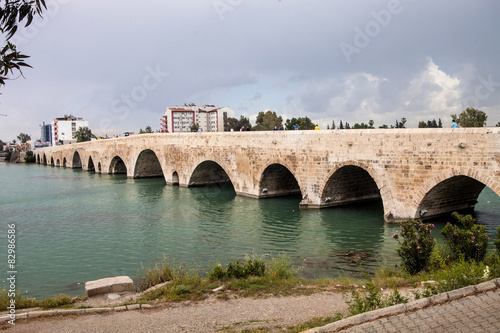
[1, 162, 499, 299]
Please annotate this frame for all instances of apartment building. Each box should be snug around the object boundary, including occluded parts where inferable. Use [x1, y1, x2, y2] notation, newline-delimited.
[161, 104, 235, 133]
[51, 115, 89, 145]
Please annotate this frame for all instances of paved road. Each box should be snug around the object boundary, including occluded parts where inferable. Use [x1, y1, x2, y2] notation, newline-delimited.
[312, 279, 500, 333]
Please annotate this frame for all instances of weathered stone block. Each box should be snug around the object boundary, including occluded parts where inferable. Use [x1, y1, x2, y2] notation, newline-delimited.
[85, 276, 134, 297]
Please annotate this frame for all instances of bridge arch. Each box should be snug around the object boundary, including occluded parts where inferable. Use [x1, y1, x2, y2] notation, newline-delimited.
[133, 149, 163, 178]
[109, 156, 127, 174]
[72, 151, 82, 169]
[258, 163, 301, 198]
[56, 159, 60, 167]
[63, 157, 67, 168]
[36, 154, 41, 164]
[319, 162, 384, 208]
[87, 156, 95, 171]
[50, 157, 55, 166]
[188, 160, 233, 188]
[413, 169, 500, 219]
[43, 154, 47, 165]
[97, 162, 102, 173]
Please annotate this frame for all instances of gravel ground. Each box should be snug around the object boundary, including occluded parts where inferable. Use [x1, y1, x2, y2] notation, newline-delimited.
[1, 292, 349, 332]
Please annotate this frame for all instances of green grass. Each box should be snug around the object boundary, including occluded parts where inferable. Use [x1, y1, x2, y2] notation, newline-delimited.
[0, 291, 77, 311]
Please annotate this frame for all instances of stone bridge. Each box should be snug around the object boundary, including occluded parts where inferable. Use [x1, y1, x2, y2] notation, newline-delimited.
[34, 128, 500, 222]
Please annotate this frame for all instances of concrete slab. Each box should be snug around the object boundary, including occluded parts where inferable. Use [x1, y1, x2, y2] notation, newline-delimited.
[85, 276, 134, 297]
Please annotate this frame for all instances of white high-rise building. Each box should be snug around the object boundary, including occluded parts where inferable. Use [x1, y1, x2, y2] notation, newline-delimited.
[52, 114, 89, 145]
[161, 104, 235, 133]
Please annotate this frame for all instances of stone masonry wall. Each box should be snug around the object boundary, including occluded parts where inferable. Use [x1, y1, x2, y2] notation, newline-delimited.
[35, 128, 500, 222]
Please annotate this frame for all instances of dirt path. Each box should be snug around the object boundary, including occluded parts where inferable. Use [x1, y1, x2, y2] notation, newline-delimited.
[2, 292, 349, 332]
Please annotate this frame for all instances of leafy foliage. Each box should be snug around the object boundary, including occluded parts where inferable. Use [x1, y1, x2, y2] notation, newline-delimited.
[285, 116, 315, 130]
[225, 115, 252, 131]
[190, 122, 199, 132]
[346, 280, 409, 315]
[16, 132, 30, 143]
[253, 110, 283, 131]
[24, 149, 35, 162]
[75, 126, 94, 142]
[139, 125, 153, 134]
[208, 258, 266, 280]
[392, 220, 435, 274]
[418, 119, 442, 128]
[495, 226, 500, 255]
[0, 0, 46, 86]
[441, 212, 489, 262]
[451, 107, 488, 127]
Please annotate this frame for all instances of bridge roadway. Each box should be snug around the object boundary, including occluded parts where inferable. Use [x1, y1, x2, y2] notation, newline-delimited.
[35, 128, 500, 222]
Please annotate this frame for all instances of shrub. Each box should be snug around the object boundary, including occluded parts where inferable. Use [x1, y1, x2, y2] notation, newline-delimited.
[392, 220, 435, 275]
[431, 258, 488, 292]
[135, 256, 182, 291]
[24, 150, 35, 163]
[495, 226, 500, 256]
[441, 212, 489, 262]
[208, 258, 266, 281]
[346, 280, 409, 315]
[266, 253, 298, 279]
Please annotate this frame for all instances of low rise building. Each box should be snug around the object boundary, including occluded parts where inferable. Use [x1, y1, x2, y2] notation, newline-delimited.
[161, 104, 234, 133]
[41, 115, 89, 145]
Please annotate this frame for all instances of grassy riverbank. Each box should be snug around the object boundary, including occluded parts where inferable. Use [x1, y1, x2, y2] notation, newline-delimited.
[1, 251, 499, 311]
[1, 250, 500, 332]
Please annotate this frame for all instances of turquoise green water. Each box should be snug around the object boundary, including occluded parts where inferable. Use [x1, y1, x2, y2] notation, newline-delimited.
[1, 162, 499, 299]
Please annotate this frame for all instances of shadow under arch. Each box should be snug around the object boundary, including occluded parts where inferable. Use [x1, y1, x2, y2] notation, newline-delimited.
[43, 154, 47, 165]
[171, 171, 179, 185]
[416, 175, 487, 220]
[109, 156, 127, 174]
[97, 162, 102, 173]
[88, 156, 95, 171]
[63, 157, 67, 168]
[188, 160, 233, 188]
[321, 164, 381, 207]
[36, 154, 40, 164]
[72, 151, 82, 169]
[56, 159, 60, 167]
[134, 149, 163, 178]
[259, 163, 301, 198]
[50, 157, 55, 166]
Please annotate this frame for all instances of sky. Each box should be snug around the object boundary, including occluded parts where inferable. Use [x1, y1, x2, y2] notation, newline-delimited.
[0, 0, 499, 141]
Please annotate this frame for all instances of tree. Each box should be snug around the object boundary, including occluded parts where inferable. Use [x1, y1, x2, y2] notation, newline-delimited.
[379, 124, 389, 129]
[368, 120, 374, 128]
[285, 116, 315, 130]
[401, 117, 407, 128]
[190, 122, 199, 132]
[451, 107, 488, 127]
[418, 121, 427, 128]
[438, 118, 442, 128]
[496, 122, 500, 127]
[16, 132, 30, 143]
[353, 122, 369, 129]
[226, 115, 252, 131]
[0, 0, 47, 87]
[331, 120, 336, 129]
[339, 121, 344, 129]
[75, 126, 94, 142]
[225, 117, 239, 131]
[139, 125, 153, 134]
[24, 150, 35, 163]
[254, 110, 283, 131]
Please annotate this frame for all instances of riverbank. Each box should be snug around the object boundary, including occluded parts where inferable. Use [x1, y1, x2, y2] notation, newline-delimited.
[2, 278, 499, 333]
